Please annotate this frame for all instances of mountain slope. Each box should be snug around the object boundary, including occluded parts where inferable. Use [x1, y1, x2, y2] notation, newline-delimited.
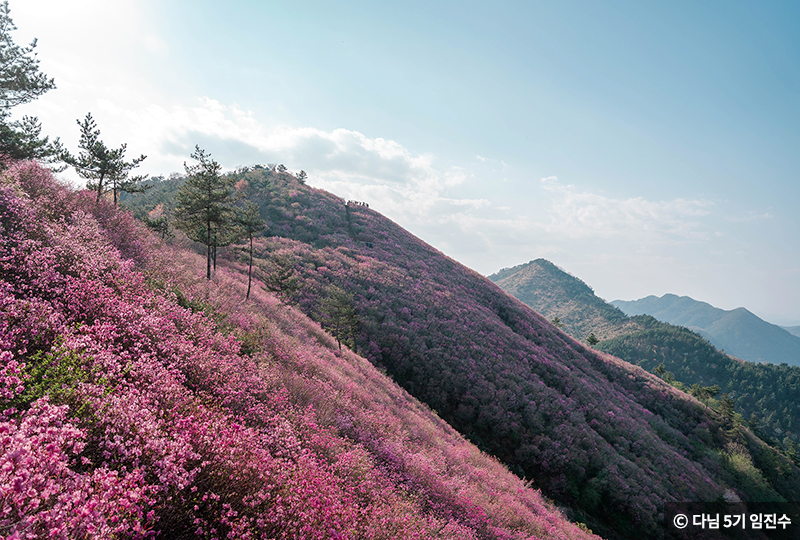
[121, 167, 800, 540]
[487, 259, 639, 342]
[489, 259, 800, 457]
[0, 161, 598, 539]
[613, 294, 800, 367]
[598, 318, 800, 450]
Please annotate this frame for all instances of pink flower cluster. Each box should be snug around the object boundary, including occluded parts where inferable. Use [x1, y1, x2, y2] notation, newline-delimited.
[0, 398, 153, 539]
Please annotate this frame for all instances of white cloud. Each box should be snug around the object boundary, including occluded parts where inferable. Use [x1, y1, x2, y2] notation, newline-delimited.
[73, 97, 478, 221]
[538, 176, 714, 242]
[141, 34, 167, 56]
[724, 211, 774, 223]
[75, 98, 719, 258]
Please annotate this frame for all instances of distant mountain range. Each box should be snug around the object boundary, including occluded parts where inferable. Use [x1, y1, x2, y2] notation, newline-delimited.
[490, 259, 800, 458]
[612, 294, 800, 367]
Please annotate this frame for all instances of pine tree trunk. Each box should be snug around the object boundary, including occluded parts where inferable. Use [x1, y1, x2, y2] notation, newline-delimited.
[96, 173, 104, 202]
[206, 220, 212, 280]
[246, 234, 253, 300]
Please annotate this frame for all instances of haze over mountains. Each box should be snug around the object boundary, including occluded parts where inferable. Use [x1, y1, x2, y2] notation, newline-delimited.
[613, 294, 800, 367]
[784, 326, 800, 338]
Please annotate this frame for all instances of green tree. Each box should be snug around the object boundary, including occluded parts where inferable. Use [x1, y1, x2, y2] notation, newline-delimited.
[783, 437, 797, 463]
[209, 220, 241, 273]
[551, 316, 564, 329]
[142, 204, 173, 240]
[718, 393, 736, 426]
[690, 384, 720, 407]
[654, 362, 666, 377]
[144, 214, 171, 239]
[61, 113, 147, 204]
[233, 200, 265, 300]
[174, 146, 236, 279]
[0, 0, 62, 164]
[263, 255, 300, 304]
[319, 285, 359, 351]
[586, 332, 599, 346]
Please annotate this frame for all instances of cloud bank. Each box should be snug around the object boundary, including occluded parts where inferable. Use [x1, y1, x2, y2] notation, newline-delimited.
[97, 98, 719, 261]
[539, 176, 714, 242]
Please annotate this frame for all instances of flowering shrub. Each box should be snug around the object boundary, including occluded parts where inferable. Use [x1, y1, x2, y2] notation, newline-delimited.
[1, 160, 599, 538]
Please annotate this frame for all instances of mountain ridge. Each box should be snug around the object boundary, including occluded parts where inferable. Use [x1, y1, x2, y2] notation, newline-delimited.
[487, 259, 639, 342]
[613, 294, 800, 367]
[783, 325, 800, 338]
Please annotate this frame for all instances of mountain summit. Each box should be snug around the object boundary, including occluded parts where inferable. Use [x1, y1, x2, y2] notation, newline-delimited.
[488, 259, 639, 342]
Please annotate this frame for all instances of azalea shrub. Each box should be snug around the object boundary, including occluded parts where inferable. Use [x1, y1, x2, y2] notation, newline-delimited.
[1, 161, 600, 538]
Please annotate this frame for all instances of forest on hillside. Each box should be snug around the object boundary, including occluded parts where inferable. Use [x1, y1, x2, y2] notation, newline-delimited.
[491, 260, 800, 461]
[598, 318, 800, 460]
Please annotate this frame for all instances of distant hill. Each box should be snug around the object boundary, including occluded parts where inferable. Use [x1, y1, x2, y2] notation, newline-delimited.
[490, 259, 800, 458]
[613, 294, 800, 367]
[488, 259, 640, 342]
[783, 325, 800, 338]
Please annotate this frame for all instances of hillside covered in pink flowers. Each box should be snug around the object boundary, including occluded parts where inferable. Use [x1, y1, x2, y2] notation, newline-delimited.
[172, 166, 798, 539]
[0, 161, 602, 539]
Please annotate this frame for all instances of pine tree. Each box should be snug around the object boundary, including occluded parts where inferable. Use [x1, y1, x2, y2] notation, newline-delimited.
[263, 255, 300, 304]
[61, 113, 147, 203]
[174, 146, 236, 279]
[0, 0, 62, 164]
[586, 332, 599, 346]
[718, 393, 736, 426]
[233, 200, 265, 300]
[319, 285, 359, 350]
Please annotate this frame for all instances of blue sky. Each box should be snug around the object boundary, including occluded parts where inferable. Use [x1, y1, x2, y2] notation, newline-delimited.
[15, 0, 800, 325]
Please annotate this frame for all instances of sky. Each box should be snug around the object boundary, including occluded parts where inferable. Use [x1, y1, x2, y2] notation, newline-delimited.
[13, 0, 800, 325]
